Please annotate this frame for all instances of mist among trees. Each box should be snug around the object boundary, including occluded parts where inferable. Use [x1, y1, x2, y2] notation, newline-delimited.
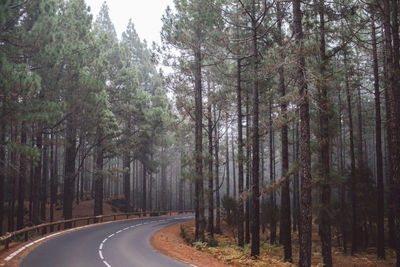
[1, 0, 400, 266]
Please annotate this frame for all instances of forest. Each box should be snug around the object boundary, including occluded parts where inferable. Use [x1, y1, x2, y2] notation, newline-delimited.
[1, 0, 400, 266]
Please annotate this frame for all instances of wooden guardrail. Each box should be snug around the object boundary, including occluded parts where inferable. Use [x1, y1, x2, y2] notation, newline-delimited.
[0, 210, 194, 251]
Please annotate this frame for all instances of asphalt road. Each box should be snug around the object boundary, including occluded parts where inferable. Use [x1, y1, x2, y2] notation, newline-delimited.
[20, 214, 194, 267]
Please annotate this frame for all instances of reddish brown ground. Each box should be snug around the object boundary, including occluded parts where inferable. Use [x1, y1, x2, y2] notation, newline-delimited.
[152, 220, 397, 267]
[151, 220, 230, 267]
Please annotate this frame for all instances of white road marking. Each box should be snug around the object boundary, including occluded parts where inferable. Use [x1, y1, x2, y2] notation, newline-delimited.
[99, 250, 104, 260]
[99, 243, 103, 250]
[103, 260, 112, 267]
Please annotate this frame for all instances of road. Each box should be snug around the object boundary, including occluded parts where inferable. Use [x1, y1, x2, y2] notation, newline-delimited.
[20, 214, 194, 267]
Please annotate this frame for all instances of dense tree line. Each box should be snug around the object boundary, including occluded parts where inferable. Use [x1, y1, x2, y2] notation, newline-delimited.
[162, 0, 400, 266]
[0, 0, 191, 235]
[1, 0, 400, 266]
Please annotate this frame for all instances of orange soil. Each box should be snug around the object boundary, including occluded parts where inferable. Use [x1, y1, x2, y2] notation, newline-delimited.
[151, 220, 230, 267]
[152, 220, 397, 267]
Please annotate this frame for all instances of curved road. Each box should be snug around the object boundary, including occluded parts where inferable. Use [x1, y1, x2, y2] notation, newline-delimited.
[20, 214, 194, 267]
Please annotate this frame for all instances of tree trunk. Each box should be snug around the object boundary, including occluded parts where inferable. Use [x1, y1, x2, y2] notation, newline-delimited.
[293, 0, 312, 264]
[318, 1, 332, 265]
[33, 123, 42, 225]
[0, 97, 5, 235]
[232, 131, 237, 199]
[371, 9, 385, 259]
[142, 164, 146, 215]
[245, 81, 251, 245]
[250, 0, 260, 257]
[207, 81, 214, 236]
[344, 49, 357, 255]
[237, 58, 245, 247]
[64, 117, 76, 227]
[214, 111, 221, 234]
[123, 150, 131, 212]
[194, 45, 205, 241]
[94, 126, 104, 217]
[50, 130, 58, 229]
[384, 0, 400, 263]
[41, 133, 48, 222]
[226, 118, 230, 196]
[17, 120, 27, 230]
[277, 2, 292, 261]
[8, 123, 17, 232]
[269, 98, 277, 244]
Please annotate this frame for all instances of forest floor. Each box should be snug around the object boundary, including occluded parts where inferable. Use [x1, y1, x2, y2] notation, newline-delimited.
[152, 220, 397, 266]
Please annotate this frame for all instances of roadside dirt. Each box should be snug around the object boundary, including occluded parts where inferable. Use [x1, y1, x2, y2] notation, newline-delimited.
[151, 220, 230, 267]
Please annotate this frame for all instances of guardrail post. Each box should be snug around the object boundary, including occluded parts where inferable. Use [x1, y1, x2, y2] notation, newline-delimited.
[114, 215, 116, 221]
[5, 239, 9, 249]
[25, 232, 28, 241]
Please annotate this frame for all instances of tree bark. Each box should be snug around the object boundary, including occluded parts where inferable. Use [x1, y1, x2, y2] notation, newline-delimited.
[293, 0, 312, 264]
[0, 97, 5, 235]
[237, 58, 245, 247]
[277, 1, 292, 261]
[344, 49, 357, 255]
[94, 126, 104, 217]
[17, 120, 27, 230]
[214, 111, 221, 234]
[207, 81, 214, 236]
[318, 0, 332, 265]
[64, 116, 76, 227]
[123, 150, 131, 212]
[226, 118, 230, 196]
[371, 9, 385, 259]
[33, 123, 43, 225]
[41, 133, 48, 222]
[250, 0, 260, 257]
[269, 98, 277, 244]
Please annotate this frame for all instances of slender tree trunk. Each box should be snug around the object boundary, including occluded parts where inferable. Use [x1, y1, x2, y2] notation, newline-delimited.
[50, 130, 57, 229]
[338, 65, 347, 253]
[33, 123, 42, 225]
[232, 131, 236, 199]
[356, 71, 365, 250]
[318, 1, 332, 265]
[142, 164, 146, 215]
[226, 118, 230, 196]
[270, 98, 277, 244]
[64, 117, 76, 227]
[237, 58, 245, 247]
[207, 81, 214, 236]
[123, 150, 131, 212]
[94, 126, 104, 217]
[344, 49, 357, 255]
[0, 98, 5, 235]
[214, 112, 221, 234]
[250, 0, 260, 256]
[41, 133, 48, 222]
[384, 0, 400, 263]
[293, 120, 300, 233]
[245, 83, 251, 245]
[389, 0, 400, 264]
[293, 0, 312, 264]
[80, 138, 84, 202]
[8, 123, 17, 232]
[161, 146, 167, 211]
[194, 44, 205, 241]
[17, 120, 27, 230]
[371, 9, 385, 259]
[277, 2, 292, 261]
